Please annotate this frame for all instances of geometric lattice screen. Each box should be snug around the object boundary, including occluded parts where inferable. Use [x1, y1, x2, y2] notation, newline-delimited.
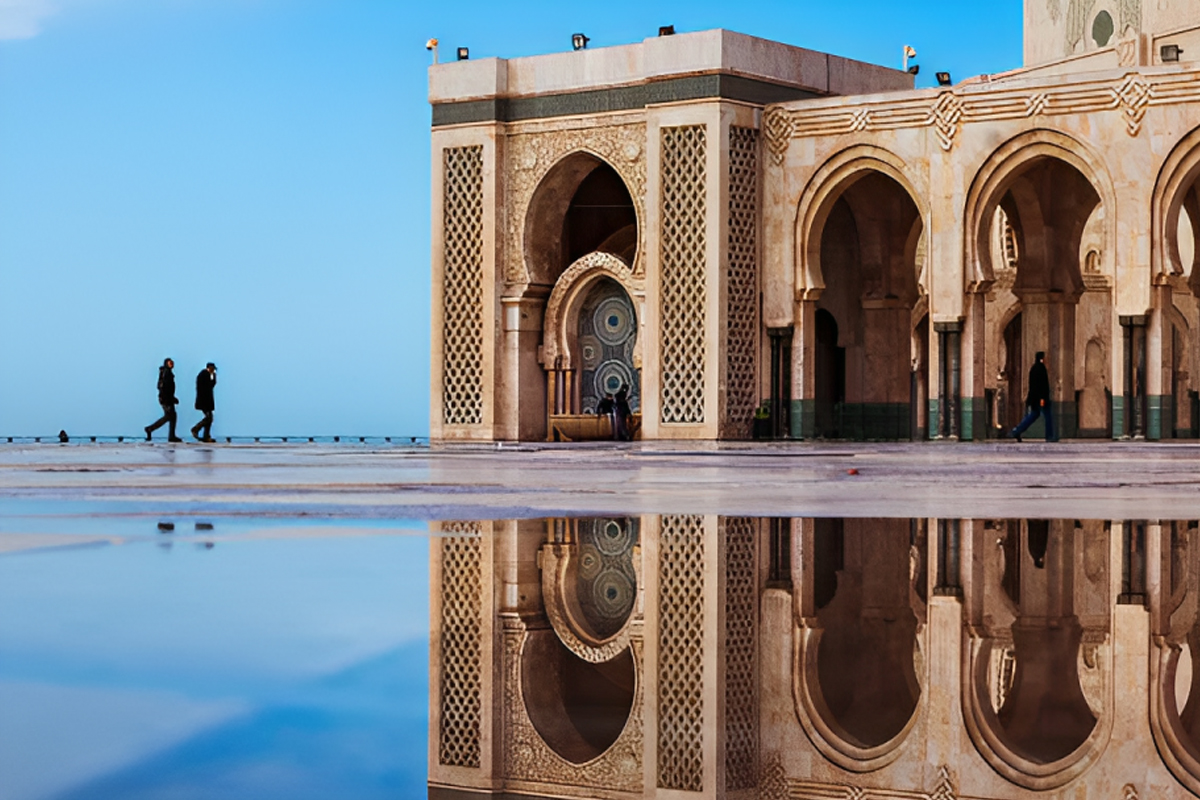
[438, 522, 483, 767]
[442, 146, 485, 426]
[657, 514, 706, 791]
[722, 516, 758, 792]
[659, 126, 708, 425]
[723, 128, 760, 439]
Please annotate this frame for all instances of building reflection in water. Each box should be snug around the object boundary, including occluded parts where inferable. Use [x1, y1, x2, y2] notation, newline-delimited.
[428, 517, 1200, 799]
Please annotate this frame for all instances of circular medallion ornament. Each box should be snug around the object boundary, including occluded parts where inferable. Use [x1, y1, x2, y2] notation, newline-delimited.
[594, 360, 634, 399]
[578, 544, 603, 580]
[594, 296, 635, 346]
[595, 518, 633, 556]
[591, 568, 636, 621]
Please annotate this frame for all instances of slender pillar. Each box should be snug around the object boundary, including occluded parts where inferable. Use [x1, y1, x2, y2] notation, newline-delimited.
[791, 297, 818, 439]
[1121, 315, 1148, 439]
[935, 321, 962, 440]
[768, 327, 793, 439]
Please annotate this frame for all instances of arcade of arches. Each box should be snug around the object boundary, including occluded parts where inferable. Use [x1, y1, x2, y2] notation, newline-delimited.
[431, 515, 1200, 798]
[431, 21, 1200, 444]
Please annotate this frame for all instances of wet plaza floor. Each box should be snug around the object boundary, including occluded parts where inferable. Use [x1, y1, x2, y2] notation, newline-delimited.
[3, 443, 1200, 798]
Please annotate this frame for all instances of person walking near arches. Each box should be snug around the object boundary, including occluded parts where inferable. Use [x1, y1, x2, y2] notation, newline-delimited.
[144, 358, 181, 442]
[614, 383, 632, 441]
[191, 362, 218, 443]
[1010, 351, 1055, 442]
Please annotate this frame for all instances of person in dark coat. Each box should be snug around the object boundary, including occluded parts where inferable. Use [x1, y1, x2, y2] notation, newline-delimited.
[191, 362, 218, 442]
[1009, 351, 1055, 442]
[144, 358, 182, 442]
[613, 384, 632, 441]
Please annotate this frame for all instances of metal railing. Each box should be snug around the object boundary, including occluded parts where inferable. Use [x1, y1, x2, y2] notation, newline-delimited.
[0, 435, 429, 445]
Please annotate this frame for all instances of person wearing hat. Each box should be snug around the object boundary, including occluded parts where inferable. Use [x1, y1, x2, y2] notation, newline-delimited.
[191, 362, 218, 443]
[1009, 351, 1055, 442]
[145, 358, 182, 442]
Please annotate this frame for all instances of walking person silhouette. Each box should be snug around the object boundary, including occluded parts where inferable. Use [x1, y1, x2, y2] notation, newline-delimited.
[1009, 351, 1055, 442]
[144, 358, 182, 442]
[191, 362, 218, 443]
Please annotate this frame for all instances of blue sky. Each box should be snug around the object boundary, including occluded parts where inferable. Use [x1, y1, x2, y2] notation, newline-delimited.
[0, 0, 1023, 437]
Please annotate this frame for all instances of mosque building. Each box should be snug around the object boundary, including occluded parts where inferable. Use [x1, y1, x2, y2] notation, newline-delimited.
[429, 3, 1200, 444]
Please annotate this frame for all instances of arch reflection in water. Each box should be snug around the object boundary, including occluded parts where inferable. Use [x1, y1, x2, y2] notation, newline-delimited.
[429, 516, 1199, 799]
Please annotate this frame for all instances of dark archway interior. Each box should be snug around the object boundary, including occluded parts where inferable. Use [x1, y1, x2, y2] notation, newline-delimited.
[525, 156, 638, 288]
[564, 165, 637, 267]
[521, 630, 635, 764]
[815, 173, 921, 439]
[999, 157, 1100, 298]
[813, 518, 921, 748]
[993, 520, 1098, 764]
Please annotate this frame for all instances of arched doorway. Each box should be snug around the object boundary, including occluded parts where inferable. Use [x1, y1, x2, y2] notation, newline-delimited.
[1153, 127, 1200, 440]
[577, 278, 639, 417]
[973, 137, 1111, 442]
[794, 517, 924, 768]
[525, 517, 640, 763]
[524, 154, 641, 441]
[964, 518, 1112, 789]
[809, 171, 923, 440]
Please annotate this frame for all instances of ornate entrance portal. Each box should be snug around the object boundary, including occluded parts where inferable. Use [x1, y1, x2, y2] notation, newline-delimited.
[578, 279, 639, 417]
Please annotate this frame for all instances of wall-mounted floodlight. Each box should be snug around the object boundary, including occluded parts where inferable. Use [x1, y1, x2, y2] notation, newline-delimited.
[572, 33, 590, 51]
[658, 25, 675, 36]
[936, 72, 952, 86]
[456, 47, 469, 61]
[425, 37, 439, 64]
[907, 65, 920, 76]
[1161, 43, 1184, 62]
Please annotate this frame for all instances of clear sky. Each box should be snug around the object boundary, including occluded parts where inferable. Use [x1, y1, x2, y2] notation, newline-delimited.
[0, 0, 1022, 438]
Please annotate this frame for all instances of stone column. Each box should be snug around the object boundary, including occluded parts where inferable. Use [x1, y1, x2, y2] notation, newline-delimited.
[791, 296, 818, 439]
[960, 291, 987, 441]
[768, 327, 793, 439]
[1147, 284, 1173, 440]
[499, 291, 548, 441]
[934, 321, 962, 440]
[1120, 315, 1148, 439]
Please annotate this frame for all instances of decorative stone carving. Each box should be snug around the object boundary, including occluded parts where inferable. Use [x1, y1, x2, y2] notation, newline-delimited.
[540, 539, 640, 663]
[657, 514, 706, 791]
[724, 128, 761, 439]
[761, 70, 1200, 157]
[441, 147, 486, 427]
[505, 122, 647, 284]
[757, 753, 788, 800]
[502, 619, 644, 793]
[542, 251, 640, 370]
[659, 125, 709, 426]
[790, 765, 959, 800]
[438, 522, 483, 768]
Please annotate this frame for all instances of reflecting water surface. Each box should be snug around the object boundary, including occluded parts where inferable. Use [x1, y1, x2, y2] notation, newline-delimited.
[6, 512, 1200, 798]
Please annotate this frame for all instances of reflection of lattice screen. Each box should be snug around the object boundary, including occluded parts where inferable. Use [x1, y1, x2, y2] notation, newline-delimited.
[724, 128, 760, 439]
[442, 146, 485, 426]
[659, 126, 708, 424]
[439, 522, 483, 767]
[723, 517, 758, 791]
[658, 514, 705, 791]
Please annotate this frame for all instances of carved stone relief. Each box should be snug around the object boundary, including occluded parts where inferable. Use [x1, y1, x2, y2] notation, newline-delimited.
[501, 618, 644, 793]
[762, 70, 1200, 159]
[504, 122, 647, 285]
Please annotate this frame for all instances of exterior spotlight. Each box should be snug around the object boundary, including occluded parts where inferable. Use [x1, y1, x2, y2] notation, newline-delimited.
[425, 37, 439, 64]
[1161, 43, 1184, 62]
[658, 25, 675, 36]
[907, 64, 920, 76]
[936, 71, 952, 86]
[572, 33, 590, 51]
[456, 46, 469, 61]
[902, 44, 917, 71]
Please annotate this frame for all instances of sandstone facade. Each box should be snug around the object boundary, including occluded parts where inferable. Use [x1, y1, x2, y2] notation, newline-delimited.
[429, 6, 1200, 443]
